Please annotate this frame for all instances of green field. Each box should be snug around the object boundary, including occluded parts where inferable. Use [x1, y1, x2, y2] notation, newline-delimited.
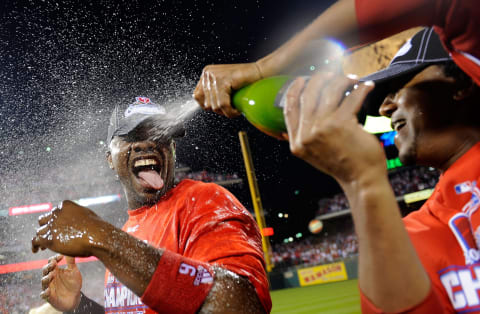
[271, 279, 360, 314]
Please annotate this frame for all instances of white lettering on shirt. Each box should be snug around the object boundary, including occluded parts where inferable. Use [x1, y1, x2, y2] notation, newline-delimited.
[440, 265, 480, 310]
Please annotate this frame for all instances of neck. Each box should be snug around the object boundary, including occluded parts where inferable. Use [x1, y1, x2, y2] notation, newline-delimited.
[423, 127, 480, 172]
[125, 190, 162, 210]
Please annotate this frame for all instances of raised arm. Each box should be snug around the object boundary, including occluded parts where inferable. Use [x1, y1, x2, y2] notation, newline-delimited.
[281, 73, 441, 312]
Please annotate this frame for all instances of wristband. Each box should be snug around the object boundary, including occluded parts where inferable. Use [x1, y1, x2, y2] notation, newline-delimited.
[141, 250, 214, 313]
[64, 292, 104, 314]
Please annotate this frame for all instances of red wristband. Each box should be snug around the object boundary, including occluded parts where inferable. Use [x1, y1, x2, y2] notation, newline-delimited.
[141, 250, 214, 313]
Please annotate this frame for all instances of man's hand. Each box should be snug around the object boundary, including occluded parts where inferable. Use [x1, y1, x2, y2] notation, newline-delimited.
[284, 72, 383, 184]
[193, 62, 262, 118]
[32, 200, 105, 257]
[40, 255, 82, 312]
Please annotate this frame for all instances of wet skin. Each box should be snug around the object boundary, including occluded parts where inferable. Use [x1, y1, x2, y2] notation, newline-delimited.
[31, 136, 265, 313]
[106, 137, 176, 209]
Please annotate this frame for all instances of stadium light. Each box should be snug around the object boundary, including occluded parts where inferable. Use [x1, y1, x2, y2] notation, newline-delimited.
[9, 203, 52, 216]
[75, 194, 121, 207]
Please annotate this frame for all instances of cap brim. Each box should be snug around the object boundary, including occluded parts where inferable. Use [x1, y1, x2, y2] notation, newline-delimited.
[114, 114, 186, 143]
[359, 63, 429, 116]
[112, 114, 151, 137]
[359, 63, 427, 84]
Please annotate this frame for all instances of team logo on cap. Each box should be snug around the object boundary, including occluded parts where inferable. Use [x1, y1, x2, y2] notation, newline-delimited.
[124, 96, 166, 117]
[135, 97, 151, 104]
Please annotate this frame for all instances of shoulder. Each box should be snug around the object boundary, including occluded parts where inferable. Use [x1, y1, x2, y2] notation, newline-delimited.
[177, 179, 240, 202]
[175, 179, 252, 219]
[403, 204, 458, 263]
[174, 179, 225, 193]
[403, 205, 445, 236]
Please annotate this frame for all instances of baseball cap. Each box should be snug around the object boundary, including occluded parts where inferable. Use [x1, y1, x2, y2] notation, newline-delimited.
[360, 27, 453, 115]
[107, 96, 186, 146]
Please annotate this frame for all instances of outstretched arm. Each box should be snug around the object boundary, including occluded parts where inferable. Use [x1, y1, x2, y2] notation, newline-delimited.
[194, 0, 442, 117]
[32, 201, 265, 313]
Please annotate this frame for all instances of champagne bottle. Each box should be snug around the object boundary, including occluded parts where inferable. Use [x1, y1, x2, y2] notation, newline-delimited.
[232, 74, 367, 139]
[232, 75, 293, 139]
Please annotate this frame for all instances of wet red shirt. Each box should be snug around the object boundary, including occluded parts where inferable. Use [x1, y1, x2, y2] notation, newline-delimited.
[362, 142, 480, 313]
[355, 0, 480, 86]
[104, 179, 272, 313]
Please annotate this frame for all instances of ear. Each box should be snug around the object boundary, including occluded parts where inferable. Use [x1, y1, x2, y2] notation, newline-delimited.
[453, 81, 477, 102]
[106, 151, 114, 169]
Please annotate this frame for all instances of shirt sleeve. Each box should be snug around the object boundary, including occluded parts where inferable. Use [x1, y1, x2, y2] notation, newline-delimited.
[354, 0, 447, 43]
[360, 284, 445, 313]
[355, 0, 480, 86]
[180, 182, 272, 313]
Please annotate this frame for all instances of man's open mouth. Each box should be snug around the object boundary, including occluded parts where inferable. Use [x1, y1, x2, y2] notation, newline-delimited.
[132, 158, 161, 176]
[131, 156, 164, 190]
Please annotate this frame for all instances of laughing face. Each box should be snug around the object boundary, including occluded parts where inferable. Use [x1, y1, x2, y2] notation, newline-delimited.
[378, 65, 460, 168]
[107, 136, 176, 209]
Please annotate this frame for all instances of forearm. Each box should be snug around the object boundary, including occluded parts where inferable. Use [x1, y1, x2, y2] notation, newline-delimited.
[89, 225, 264, 313]
[256, 0, 442, 78]
[257, 0, 359, 77]
[65, 292, 104, 314]
[339, 170, 430, 312]
[90, 223, 162, 297]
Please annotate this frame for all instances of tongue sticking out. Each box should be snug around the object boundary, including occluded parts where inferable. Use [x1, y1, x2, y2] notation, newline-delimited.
[138, 170, 164, 190]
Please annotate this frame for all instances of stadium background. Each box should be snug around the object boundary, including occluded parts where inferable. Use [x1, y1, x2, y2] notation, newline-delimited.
[0, 0, 432, 312]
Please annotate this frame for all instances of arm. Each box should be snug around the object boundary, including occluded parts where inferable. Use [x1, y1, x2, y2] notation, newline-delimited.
[32, 200, 267, 313]
[194, 0, 442, 117]
[282, 73, 437, 311]
[340, 171, 435, 312]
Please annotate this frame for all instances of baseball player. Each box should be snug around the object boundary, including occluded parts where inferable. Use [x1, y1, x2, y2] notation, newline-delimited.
[32, 97, 272, 313]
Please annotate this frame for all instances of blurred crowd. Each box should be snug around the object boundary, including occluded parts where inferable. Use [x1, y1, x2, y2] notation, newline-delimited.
[317, 166, 440, 215]
[1, 273, 43, 314]
[271, 231, 358, 270]
[389, 166, 439, 197]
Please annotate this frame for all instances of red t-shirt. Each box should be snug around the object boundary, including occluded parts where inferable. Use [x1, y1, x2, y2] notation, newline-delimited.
[355, 0, 480, 87]
[362, 142, 480, 313]
[104, 179, 272, 313]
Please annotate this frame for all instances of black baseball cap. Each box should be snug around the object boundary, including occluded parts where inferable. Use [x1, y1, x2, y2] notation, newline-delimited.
[360, 27, 453, 116]
[107, 96, 185, 146]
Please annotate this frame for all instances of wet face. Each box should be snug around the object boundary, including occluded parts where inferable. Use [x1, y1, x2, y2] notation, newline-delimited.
[378, 65, 459, 166]
[107, 136, 175, 209]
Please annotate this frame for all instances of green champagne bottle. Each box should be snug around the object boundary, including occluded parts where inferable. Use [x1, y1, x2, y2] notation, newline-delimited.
[232, 74, 368, 139]
[232, 75, 293, 139]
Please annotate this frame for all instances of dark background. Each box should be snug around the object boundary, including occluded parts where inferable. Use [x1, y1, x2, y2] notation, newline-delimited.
[0, 0, 342, 246]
